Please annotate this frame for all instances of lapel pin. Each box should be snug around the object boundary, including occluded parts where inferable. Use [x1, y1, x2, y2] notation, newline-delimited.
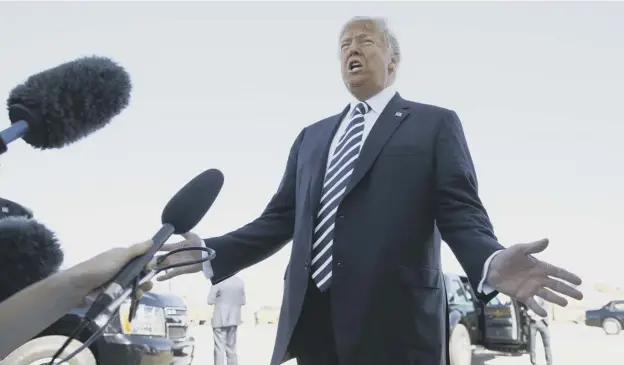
[395, 112, 403, 117]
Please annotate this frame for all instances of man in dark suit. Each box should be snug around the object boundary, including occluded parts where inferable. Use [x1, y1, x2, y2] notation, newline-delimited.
[157, 16, 582, 365]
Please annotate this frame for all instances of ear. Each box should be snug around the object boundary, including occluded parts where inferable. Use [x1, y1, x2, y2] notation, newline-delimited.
[388, 55, 397, 72]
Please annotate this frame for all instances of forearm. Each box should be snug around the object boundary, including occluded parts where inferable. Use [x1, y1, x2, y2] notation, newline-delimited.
[204, 129, 305, 284]
[0, 266, 93, 358]
[206, 210, 294, 283]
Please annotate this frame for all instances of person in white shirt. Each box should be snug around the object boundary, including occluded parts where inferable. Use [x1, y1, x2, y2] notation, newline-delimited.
[207, 275, 246, 365]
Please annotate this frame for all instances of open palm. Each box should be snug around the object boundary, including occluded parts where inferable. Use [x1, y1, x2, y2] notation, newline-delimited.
[487, 238, 583, 317]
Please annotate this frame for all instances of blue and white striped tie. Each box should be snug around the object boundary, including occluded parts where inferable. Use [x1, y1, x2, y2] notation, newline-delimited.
[311, 102, 370, 291]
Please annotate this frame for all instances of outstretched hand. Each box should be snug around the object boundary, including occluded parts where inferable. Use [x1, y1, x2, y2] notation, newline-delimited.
[156, 232, 205, 281]
[486, 238, 583, 317]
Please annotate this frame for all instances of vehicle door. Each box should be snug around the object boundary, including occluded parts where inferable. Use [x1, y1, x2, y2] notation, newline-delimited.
[483, 293, 522, 346]
[447, 276, 479, 340]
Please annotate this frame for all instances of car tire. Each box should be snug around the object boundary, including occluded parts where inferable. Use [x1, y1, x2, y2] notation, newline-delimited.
[449, 323, 472, 365]
[602, 317, 622, 335]
[1, 335, 97, 365]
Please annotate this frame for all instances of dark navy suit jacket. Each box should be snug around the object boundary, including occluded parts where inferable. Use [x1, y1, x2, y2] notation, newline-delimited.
[205, 93, 503, 365]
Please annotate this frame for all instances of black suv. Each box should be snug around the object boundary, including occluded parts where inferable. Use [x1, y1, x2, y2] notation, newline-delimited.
[5, 291, 195, 365]
[446, 273, 534, 365]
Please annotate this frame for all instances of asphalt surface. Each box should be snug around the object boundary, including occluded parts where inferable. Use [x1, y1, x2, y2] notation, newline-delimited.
[189, 322, 621, 365]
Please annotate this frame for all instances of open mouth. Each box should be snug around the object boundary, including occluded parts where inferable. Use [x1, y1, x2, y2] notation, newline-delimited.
[348, 60, 363, 73]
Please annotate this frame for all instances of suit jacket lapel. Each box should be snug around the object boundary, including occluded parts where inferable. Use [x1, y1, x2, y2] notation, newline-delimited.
[307, 105, 351, 216]
[344, 93, 411, 198]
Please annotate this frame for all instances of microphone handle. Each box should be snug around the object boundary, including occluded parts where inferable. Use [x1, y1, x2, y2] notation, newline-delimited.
[114, 223, 175, 288]
[85, 223, 175, 321]
[0, 120, 29, 154]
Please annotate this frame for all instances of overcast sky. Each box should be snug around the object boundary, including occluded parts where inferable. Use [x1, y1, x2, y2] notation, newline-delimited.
[0, 2, 622, 306]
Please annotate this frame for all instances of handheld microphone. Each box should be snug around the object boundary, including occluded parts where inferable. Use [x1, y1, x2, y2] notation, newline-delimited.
[0, 56, 132, 155]
[0, 216, 64, 302]
[85, 168, 224, 321]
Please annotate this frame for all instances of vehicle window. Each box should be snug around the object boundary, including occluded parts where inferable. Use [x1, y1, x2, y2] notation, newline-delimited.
[462, 283, 474, 301]
[449, 279, 469, 303]
[613, 302, 624, 311]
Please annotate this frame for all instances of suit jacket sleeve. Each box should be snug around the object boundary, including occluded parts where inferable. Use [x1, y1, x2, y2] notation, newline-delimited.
[205, 129, 305, 284]
[434, 110, 504, 303]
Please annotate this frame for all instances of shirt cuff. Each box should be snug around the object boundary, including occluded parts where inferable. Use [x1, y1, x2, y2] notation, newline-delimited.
[201, 242, 214, 279]
[477, 250, 502, 295]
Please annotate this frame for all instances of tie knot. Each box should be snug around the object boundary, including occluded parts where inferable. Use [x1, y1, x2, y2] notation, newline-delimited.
[351, 102, 370, 117]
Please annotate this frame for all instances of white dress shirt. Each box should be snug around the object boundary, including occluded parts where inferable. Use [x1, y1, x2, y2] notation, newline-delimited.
[203, 87, 500, 295]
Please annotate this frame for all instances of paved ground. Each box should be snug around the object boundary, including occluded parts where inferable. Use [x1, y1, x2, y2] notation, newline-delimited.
[189, 322, 621, 365]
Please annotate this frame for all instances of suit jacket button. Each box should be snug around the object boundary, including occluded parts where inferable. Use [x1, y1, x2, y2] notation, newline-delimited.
[304, 261, 309, 271]
[338, 214, 345, 219]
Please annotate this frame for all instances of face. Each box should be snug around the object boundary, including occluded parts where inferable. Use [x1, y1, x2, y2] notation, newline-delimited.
[339, 20, 394, 100]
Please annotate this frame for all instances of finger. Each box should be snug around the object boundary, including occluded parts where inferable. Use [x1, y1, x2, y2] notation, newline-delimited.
[134, 289, 144, 301]
[129, 240, 153, 256]
[160, 241, 183, 252]
[536, 287, 568, 307]
[542, 262, 582, 286]
[156, 266, 196, 281]
[544, 277, 583, 300]
[524, 297, 548, 317]
[521, 238, 549, 255]
[139, 281, 153, 292]
[145, 258, 157, 271]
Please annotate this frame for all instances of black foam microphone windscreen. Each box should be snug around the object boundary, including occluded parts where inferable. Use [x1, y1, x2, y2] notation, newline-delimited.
[161, 168, 225, 234]
[0, 56, 131, 154]
[85, 168, 224, 320]
[0, 216, 64, 302]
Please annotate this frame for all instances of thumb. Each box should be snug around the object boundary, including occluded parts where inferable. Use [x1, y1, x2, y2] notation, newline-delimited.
[129, 240, 153, 257]
[521, 238, 549, 255]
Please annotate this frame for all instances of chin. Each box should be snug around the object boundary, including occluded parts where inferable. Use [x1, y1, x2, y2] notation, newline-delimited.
[346, 76, 367, 88]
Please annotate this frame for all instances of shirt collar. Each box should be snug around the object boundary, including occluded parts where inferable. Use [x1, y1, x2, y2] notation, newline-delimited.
[349, 87, 397, 114]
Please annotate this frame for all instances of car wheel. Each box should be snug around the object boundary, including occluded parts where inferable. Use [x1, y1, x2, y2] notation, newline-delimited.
[449, 323, 472, 365]
[602, 317, 622, 335]
[1, 335, 96, 365]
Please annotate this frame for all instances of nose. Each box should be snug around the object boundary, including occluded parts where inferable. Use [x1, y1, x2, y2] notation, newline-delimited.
[346, 40, 362, 57]
[347, 48, 362, 59]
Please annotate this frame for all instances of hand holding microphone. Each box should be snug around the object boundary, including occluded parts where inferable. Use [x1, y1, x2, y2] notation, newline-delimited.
[42, 168, 224, 365]
[0, 240, 154, 360]
[71, 240, 155, 301]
